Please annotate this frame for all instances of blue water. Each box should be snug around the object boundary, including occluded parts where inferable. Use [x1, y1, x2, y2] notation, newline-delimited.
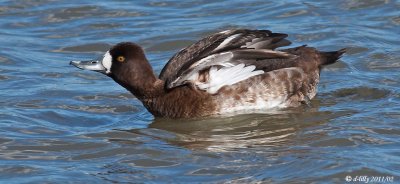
[0, 0, 399, 183]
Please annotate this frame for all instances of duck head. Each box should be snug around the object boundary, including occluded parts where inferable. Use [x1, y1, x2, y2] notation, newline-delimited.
[70, 42, 159, 98]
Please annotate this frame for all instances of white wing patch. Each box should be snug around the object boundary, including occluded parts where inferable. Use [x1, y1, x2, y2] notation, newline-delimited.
[168, 52, 235, 88]
[218, 29, 232, 34]
[196, 64, 264, 94]
[213, 33, 241, 51]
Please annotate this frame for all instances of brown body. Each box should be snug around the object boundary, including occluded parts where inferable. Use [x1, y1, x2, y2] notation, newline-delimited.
[71, 29, 345, 118]
[113, 46, 342, 118]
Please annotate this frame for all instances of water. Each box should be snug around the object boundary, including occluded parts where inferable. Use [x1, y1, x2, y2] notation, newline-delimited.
[0, 0, 399, 183]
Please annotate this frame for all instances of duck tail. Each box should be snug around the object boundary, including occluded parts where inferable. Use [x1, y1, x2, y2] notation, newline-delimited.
[319, 48, 346, 66]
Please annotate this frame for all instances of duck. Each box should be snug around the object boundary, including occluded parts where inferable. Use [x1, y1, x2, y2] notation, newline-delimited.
[70, 29, 345, 118]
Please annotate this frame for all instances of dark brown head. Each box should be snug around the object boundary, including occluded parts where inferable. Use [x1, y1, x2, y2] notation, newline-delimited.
[106, 42, 155, 83]
[70, 42, 158, 98]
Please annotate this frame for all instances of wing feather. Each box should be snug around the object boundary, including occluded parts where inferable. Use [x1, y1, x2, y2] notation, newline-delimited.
[159, 29, 292, 88]
[167, 49, 297, 89]
[196, 64, 264, 94]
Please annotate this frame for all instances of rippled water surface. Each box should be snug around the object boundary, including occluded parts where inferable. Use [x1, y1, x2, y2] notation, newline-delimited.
[1, 0, 399, 183]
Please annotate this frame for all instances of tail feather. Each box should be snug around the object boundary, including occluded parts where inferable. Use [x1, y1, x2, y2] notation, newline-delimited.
[319, 48, 346, 66]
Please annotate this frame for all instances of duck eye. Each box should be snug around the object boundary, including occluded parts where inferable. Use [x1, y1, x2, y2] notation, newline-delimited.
[116, 56, 125, 62]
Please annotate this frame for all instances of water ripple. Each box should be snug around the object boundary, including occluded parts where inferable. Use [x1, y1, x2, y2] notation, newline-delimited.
[0, 0, 399, 183]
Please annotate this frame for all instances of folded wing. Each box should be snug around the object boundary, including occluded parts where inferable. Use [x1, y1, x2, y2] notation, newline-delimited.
[159, 29, 298, 93]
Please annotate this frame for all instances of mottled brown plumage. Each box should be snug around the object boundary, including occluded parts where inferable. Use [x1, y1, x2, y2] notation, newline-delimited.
[70, 29, 345, 118]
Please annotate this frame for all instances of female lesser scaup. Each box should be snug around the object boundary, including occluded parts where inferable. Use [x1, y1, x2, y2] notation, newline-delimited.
[71, 29, 345, 118]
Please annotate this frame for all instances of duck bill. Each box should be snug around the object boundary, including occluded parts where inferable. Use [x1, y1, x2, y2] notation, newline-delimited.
[70, 60, 107, 74]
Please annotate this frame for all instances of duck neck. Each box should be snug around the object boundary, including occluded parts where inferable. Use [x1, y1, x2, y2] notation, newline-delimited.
[129, 78, 165, 100]
[111, 67, 165, 100]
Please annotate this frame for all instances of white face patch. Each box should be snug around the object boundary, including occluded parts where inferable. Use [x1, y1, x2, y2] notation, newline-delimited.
[102, 51, 112, 74]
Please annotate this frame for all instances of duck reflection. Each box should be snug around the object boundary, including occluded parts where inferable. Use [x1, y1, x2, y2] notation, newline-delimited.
[126, 102, 337, 151]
